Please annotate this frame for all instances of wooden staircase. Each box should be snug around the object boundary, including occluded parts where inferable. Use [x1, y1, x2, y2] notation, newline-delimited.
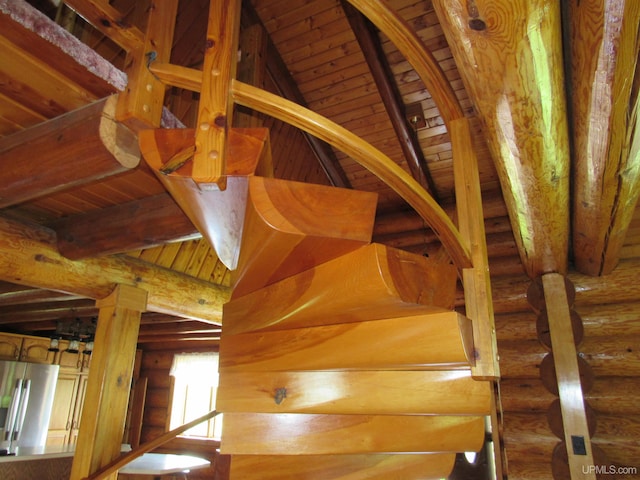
[134, 2, 498, 476]
[147, 128, 491, 478]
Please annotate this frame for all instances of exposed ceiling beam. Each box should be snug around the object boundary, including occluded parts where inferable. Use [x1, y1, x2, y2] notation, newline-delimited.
[434, 0, 571, 278]
[138, 321, 221, 336]
[0, 215, 229, 322]
[0, 282, 85, 306]
[0, 95, 139, 208]
[0, 298, 96, 323]
[136, 332, 221, 343]
[50, 193, 199, 260]
[568, 0, 640, 276]
[342, 1, 439, 200]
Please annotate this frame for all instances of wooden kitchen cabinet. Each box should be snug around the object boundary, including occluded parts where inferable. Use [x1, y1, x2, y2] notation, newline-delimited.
[46, 371, 89, 447]
[0, 333, 22, 360]
[0, 332, 55, 363]
[20, 336, 55, 363]
[47, 371, 80, 446]
[69, 373, 89, 444]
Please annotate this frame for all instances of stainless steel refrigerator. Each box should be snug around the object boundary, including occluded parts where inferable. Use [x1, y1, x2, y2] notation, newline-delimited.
[0, 361, 59, 454]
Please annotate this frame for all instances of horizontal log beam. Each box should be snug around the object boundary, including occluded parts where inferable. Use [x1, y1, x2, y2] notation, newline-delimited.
[499, 378, 556, 413]
[502, 377, 640, 416]
[502, 412, 556, 463]
[499, 335, 640, 379]
[136, 333, 221, 344]
[492, 258, 640, 316]
[51, 193, 199, 260]
[0, 215, 229, 322]
[0, 298, 96, 323]
[0, 95, 139, 208]
[0, 282, 85, 306]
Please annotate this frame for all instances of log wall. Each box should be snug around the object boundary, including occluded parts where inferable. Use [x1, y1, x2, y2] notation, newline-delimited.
[495, 257, 640, 479]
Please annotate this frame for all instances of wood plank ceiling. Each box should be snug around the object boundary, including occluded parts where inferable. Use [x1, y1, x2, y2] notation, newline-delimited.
[0, 0, 638, 348]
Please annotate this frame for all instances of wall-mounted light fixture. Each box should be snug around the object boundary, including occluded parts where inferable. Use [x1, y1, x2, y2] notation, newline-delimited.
[48, 337, 61, 352]
[67, 338, 80, 354]
[49, 317, 97, 354]
[83, 338, 94, 355]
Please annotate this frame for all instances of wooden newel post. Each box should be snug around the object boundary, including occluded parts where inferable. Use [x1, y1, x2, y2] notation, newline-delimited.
[70, 284, 148, 480]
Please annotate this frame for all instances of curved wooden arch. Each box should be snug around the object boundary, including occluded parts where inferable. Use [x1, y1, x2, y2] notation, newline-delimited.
[231, 80, 472, 270]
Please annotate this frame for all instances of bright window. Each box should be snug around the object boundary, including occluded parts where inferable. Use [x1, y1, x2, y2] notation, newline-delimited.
[169, 352, 222, 439]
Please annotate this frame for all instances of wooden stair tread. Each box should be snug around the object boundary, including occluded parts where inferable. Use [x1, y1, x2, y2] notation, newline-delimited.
[220, 413, 485, 455]
[217, 369, 491, 415]
[139, 127, 271, 270]
[228, 453, 456, 480]
[219, 311, 475, 371]
[230, 176, 377, 297]
[223, 243, 458, 335]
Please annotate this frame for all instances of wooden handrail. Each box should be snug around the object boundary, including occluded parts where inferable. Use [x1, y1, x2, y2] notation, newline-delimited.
[231, 80, 472, 270]
[83, 409, 220, 480]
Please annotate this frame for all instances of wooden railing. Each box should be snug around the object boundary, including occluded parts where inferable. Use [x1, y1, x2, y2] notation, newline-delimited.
[83, 409, 219, 480]
[63, 0, 498, 381]
[58, 0, 500, 476]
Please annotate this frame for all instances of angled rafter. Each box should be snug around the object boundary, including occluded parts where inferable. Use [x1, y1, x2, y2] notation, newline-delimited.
[62, 0, 144, 52]
[568, 0, 640, 275]
[434, 0, 571, 278]
[342, 1, 439, 198]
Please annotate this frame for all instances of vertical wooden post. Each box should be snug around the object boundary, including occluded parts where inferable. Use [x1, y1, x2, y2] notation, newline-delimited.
[236, 23, 268, 128]
[451, 116, 502, 477]
[450, 117, 499, 380]
[542, 273, 596, 480]
[116, 0, 178, 130]
[70, 284, 148, 480]
[193, 0, 242, 187]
